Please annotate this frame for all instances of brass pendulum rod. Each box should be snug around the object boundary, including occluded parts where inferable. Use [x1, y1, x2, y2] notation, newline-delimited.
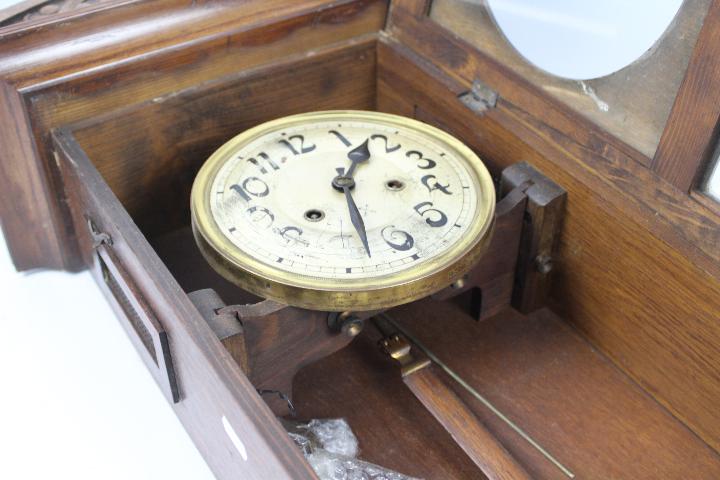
[374, 315, 531, 480]
[375, 313, 575, 479]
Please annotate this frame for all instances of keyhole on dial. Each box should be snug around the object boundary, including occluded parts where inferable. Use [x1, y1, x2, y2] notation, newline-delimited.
[385, 179, 405, 191]
[304, 209, 325, 222]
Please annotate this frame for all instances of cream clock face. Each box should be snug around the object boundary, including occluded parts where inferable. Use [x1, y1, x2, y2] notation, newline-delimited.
[191, 111, 495, 311]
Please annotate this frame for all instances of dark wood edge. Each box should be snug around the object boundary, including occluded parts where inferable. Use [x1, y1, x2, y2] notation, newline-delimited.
[381, 11, 720, 280]
[52, 126, 318, 480]
[691, 188, 720, 217]
[0, 80, 70, 270]
[501, 162, 567, 313]
[652, 0, 720, 192]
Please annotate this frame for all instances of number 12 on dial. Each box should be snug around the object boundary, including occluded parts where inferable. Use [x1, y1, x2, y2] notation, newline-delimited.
[191, 110, 495, 311]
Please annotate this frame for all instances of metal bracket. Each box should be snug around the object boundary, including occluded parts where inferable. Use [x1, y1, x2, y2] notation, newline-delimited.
[458, 79, 498, 115]
[87, 217, 112, 248]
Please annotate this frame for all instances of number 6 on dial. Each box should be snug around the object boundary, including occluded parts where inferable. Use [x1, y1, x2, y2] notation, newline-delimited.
[191, 110, 495, 311]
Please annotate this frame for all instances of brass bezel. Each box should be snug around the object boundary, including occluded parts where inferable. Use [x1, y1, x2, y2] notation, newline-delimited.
[191, 110, 495, 311]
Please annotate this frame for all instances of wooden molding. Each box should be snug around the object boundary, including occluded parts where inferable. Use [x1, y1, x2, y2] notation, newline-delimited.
[653, 0, 720, 191]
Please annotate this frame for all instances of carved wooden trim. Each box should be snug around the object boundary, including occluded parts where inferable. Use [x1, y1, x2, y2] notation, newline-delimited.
[0, 0, 118, 28]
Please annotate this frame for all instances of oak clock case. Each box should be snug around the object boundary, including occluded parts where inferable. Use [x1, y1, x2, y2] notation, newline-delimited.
[191, 111, 496, 311]
[6, 0, 720, 479]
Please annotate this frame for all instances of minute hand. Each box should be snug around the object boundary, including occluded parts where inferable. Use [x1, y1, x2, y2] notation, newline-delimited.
[332, 138, 372, 257]
[339, 174, 371, 258]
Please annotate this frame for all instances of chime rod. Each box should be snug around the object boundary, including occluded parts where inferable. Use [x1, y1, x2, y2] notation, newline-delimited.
[378, 313, 575, 479]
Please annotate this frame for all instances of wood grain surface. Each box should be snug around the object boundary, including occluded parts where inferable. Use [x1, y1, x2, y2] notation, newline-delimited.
[68, 37, 377, 238]
[377, 35, 720, 455]
[0, 0, 386, 272]
[295, 300, 720, 479]
[653, 0, 720, 191]
[404, 366, 531, 480]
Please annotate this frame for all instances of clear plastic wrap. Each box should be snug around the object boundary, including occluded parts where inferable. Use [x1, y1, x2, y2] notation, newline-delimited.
[285, 418, 421, 480]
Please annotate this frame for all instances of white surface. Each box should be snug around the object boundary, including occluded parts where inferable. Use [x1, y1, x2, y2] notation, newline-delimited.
[0, 1, 211, 477]
[487, 0, 684, 80]
[0, 232, 215, 480]
[706, 153, 720, 201]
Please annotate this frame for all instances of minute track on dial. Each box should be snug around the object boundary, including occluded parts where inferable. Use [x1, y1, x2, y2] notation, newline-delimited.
[191, 110, 495, 311]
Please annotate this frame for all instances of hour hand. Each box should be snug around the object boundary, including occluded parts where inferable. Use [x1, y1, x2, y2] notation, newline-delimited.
[345, 138, 370, 177]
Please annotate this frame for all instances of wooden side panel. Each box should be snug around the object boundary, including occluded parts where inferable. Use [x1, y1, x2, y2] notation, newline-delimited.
[0, 81, 71, 270]
[376, 38, 720, 453]
[384, 6, 720, 280]
[53, 128, 317, 480]
[67, 38, 377, 237]
[0, 0, 387, 272]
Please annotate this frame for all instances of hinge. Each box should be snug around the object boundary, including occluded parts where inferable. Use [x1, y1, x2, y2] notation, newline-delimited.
[458, 79, 498, 115]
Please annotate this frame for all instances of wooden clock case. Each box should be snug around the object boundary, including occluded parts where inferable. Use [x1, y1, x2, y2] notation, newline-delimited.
[2, 1, 720, 478]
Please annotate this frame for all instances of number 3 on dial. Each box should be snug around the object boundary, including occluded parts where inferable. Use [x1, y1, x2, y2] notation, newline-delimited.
[191, 110, 495, 311]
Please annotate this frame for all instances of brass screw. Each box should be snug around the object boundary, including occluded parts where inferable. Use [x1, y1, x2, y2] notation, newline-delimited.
[342, 318, 363, 337]
[328, 311, 363, 337]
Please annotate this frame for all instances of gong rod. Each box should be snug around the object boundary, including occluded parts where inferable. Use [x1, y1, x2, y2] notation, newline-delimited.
[378, 313, 576, 479]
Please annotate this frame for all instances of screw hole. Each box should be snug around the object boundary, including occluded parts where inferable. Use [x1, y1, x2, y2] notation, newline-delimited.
[304, 209, 325, 222]
[386, 179, 405, 191]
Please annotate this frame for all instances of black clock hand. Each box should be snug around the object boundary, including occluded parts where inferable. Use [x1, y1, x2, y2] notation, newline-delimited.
[341, 178, 371, 258]
[345, 138, 370, 177]
[332, 138, 372, 258]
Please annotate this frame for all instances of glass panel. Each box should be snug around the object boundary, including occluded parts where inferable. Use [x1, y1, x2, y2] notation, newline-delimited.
[487, 0, 683, 80]
[429, 0, 711, 158]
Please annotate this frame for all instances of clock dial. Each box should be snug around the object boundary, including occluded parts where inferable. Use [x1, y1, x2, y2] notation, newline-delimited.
[191, 111, 495, 311]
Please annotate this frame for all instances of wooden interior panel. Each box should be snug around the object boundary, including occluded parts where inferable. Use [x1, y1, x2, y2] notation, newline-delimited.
[67, 38, 377, 237]
[385, 0, 720, 281]
[376, 37, 720, 454]
[0, 0, 387, 271]
[429, 0, 711, 159]
[152, 219, 720, 478]
[294, 300, 720, 479]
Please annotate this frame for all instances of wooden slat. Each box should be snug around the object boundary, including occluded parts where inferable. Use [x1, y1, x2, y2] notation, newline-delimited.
[404, 367, 532, 480]
[653, 0, 720, 191]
